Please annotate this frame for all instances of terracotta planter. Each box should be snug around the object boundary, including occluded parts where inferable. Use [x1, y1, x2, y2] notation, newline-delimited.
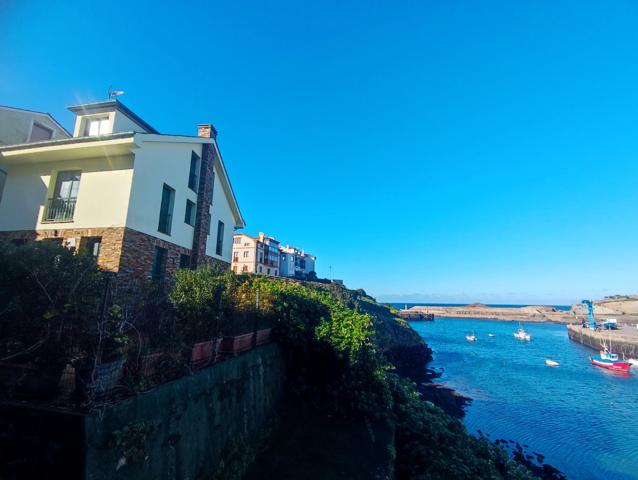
[220, 332, 255, 355]
[255, 328, 272, 346]
[141, 352, 165, 376]
[190, 339, 221, 368]
[0, 362, 65, 396]
[75, 359, 125, 396]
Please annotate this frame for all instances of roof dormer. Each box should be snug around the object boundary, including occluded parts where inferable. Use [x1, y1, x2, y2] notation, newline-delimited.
[67, 99, 158, 138]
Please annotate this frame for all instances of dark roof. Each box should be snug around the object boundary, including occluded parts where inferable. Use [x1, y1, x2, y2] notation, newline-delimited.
[67, 99, 159, 134]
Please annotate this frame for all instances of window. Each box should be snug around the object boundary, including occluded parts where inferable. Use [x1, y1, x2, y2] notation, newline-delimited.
[157, 184, 175, 235]
[267, 268, 271, 275]
[85, 116, 109, 136]
[43, 237, 63, 246]
[242, 265, 248, 272]
[274, 270, 278, 276]
[29, 122, 53, 142]
[179, 253, 190, 269]
[233, 253, 239, 262]
[184, 199, 196, 226]
[188, 151, 200, 191]
[45, 170, 81, 222]
[215, 221, 224, 256]
[259, 266, 262, 273]
[80, 236, 101, 258]
[233, 237, 241, 245]
[243, 251, 249, 258]
[233, 266, 237, 273]
[151, 247, 168, 283]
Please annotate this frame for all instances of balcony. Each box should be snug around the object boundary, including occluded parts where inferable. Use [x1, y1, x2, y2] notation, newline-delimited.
[44, 197, 77, 222]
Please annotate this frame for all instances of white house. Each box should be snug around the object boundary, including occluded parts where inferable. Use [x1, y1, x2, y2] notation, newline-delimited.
[279, 245, 316, 278]
[0, 99, 245, 285]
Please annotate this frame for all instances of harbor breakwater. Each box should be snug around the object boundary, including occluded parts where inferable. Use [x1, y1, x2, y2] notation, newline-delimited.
[567, 324, 638, 358]
[401, 300, 638, 325]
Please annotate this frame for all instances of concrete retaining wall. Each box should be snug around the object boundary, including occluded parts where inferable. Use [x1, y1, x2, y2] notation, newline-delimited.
[85, 343, 284, 480]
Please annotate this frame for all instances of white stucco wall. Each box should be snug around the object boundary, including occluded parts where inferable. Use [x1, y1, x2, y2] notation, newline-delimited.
[0, 108, 68, 146]
[207, 165, 236, 263]
[0, 155, 133, 231]
[112, 112, 149, 134]
[126, 140, 201, 249]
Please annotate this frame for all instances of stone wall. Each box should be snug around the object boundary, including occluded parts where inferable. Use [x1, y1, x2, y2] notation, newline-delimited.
[190, 142, 215, 268]
[85, 344, 284, 480]
[0, 227, 229, 289]
[0, 227, 125, 271]
[118, 227, 192, 287]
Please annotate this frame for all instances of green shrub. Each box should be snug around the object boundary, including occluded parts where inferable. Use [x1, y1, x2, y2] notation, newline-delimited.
[0, 241, 106, 366]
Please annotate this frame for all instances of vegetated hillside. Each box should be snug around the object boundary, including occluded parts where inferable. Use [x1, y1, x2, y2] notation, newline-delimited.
[312, 283, 433, 377]
[241, 277, 562, 480]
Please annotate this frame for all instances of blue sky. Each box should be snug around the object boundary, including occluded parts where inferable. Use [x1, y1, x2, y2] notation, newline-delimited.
[2, 1, 637, 305]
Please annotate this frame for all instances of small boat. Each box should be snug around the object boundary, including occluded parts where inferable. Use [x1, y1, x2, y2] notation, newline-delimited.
[488, 333, 495, 337]
[545, 359, 559, 367]
[466, 334, 477, 342]
[513, 326, 531, 341]
[590, 332, 631, 371]
[628, 358, 638, 367]
[591, 353, 631, 371]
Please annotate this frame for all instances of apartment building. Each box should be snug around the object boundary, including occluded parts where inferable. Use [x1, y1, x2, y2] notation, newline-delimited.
[232, 232, 280, 276]
[279, 245, 316, 278]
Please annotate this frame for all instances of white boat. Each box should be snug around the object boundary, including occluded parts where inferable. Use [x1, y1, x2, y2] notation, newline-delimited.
[628, 359, 638, 367]
[488, 333, 495, 337]
[545, 359, 559, 367]
[513, 326, 531, 341]
[466, 334, 477, 342]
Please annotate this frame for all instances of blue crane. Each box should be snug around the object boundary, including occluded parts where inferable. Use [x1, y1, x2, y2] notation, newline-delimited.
[581, 300, 597, 330]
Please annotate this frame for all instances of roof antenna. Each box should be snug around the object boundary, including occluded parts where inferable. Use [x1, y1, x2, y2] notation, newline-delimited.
[108, 86, 125, 99]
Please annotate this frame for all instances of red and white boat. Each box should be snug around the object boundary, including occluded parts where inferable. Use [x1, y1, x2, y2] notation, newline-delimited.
[590, 350, 631, 371]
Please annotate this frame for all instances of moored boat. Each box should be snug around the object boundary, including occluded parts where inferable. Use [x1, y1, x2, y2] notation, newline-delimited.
[545, 359, 559, 367]
[513, 326, 531, 341]
[466, 334, 477, 342]
[590, 354, 631, 371]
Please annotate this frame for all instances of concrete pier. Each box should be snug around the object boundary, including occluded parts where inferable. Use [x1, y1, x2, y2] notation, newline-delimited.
[567, 324, 638, 358]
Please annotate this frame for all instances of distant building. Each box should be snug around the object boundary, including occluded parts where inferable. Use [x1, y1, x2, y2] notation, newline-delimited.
[232, 232, 280, 276]
[279, 245, 316, 279]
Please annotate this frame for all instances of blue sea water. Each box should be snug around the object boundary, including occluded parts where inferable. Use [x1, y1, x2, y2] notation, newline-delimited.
[410, 318, 638, 480]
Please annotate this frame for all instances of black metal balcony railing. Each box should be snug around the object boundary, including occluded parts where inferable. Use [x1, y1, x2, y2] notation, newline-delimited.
[44, 197, 77, 222]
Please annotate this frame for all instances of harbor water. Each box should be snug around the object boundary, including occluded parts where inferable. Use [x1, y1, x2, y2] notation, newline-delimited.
[409, 317, 638, 480]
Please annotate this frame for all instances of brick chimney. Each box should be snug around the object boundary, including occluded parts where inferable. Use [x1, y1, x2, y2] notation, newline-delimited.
[197, 123, 217, 139]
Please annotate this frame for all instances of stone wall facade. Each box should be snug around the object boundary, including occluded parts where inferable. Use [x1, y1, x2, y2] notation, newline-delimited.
[0, 227, 125, 272]
[190, 133, 216, 268]
[0, 227, 230, 288]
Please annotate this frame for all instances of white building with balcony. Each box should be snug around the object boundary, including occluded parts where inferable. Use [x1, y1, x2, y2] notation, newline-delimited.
[0, 99, 245, 285]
